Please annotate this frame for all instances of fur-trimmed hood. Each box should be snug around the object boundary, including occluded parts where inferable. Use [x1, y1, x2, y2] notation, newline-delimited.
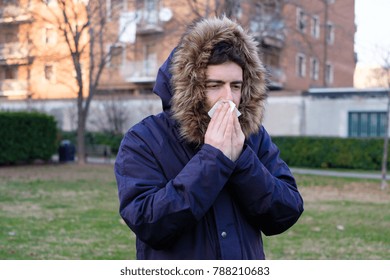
[153, 16, 268, 145]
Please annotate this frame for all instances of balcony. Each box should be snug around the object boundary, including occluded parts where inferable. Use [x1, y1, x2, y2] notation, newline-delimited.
[0, 5, 32, 24]
[262, 31, 285, 49]
[251, 19, 285, 49]
[0, 43, 29, 59]
[266, 66, 285, 90]
[136, 9, 163, 35]
[123, 60, 157, 84]
[0, 80, 28, 97]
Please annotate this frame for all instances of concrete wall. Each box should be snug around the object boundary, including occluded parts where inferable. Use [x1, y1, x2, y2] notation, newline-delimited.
[263, 94, 387, 137]
[303, 96, 387, 137]
[1, 93, 387, 138]
[263, 96, 304, 136]
[0, 97, 163, 133]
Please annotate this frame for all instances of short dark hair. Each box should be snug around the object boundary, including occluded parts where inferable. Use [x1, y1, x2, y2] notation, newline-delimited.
[208, 41, 246, 69]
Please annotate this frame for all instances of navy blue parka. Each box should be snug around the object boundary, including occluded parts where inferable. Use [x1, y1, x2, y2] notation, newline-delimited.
[115, 17, 304, 260]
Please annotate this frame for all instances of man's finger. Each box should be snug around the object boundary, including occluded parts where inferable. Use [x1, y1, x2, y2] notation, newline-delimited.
[211, 102, 230, 132]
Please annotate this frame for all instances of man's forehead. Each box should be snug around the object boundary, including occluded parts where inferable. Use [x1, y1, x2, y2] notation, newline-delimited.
[205, 62, 243, 83]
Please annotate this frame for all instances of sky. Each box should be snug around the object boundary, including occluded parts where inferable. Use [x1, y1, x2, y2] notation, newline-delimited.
[354, 0, 390, 66]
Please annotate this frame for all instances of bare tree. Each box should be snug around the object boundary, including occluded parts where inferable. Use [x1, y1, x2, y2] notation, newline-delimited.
[89, 95, 129, 135]
[375, 52, 390, 190]
[37, 0, 135, 164]
[101, 97, 129, 135]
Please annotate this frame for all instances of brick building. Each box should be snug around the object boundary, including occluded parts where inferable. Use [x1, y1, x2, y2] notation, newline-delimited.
[99, 0, 356, 96]
[279, 0, 356, 91]
[0, 0, 88, 100]
[0, 0, 32, 99]
[0, 0, 356, 100]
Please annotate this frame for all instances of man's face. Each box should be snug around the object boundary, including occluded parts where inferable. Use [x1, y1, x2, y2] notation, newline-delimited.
[205, 61, 243, 111]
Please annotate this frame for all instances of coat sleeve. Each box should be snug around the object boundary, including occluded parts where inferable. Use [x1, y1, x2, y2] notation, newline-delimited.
[115, 127, 235, 249]
[229, 127, 304, 236]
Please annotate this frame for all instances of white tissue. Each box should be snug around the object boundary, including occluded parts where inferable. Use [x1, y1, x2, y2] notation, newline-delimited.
[208, 100, 241, 118]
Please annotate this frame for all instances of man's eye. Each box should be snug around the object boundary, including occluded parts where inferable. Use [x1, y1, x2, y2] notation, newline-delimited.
[232, 84, 242, 90]
[207, 84, 219, 89]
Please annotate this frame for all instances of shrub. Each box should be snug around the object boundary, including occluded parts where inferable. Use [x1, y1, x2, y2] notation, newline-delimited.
[0, 111, 57, 164]
[272, 136, 387, 171]
[58, 131, 123, 155]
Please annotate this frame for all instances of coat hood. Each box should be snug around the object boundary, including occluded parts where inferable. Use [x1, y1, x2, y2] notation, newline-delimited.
[154, 16, 268, 145]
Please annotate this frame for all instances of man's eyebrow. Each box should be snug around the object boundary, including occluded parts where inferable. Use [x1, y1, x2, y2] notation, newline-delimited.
[205, 79, 224, 84]
[205, 79, 243, 84]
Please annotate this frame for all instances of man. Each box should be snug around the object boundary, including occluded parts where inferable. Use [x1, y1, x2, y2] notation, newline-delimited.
[115, 16, 304, 260]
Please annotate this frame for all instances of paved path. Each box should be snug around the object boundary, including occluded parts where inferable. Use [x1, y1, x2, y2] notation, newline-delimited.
[291, 168, 385, 180]
[57, 155, 386, 180]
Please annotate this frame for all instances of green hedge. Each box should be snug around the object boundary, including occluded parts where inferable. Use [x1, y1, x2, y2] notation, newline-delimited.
[272, 136, 386, 170]
[56, 131, 387, 171]
[0, 111, 57, 164]
[58, 131, 123, 155]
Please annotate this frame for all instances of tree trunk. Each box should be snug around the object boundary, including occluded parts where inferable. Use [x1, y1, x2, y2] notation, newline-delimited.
[382, 144, 388, 190]
[77, 124, 86, 165]
[381, 90, 390, 190]
[77, 96, 87, 165]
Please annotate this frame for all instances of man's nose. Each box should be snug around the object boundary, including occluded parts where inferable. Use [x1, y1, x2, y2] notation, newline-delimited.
[222, 84, 233, 101]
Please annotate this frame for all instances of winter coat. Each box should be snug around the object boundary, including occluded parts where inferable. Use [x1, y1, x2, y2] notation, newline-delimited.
[115, 17, 304, 260]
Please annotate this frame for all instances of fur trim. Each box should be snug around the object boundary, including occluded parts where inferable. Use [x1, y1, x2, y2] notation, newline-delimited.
[171, 16, 268, 145]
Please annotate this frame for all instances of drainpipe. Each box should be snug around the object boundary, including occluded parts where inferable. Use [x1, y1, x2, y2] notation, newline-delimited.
[323, 0, 329, 87]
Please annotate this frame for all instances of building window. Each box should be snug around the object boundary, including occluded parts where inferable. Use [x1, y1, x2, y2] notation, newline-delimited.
[310, 57, 319, 80]
[3, 0, 17, 4]
[106, 0, 112, 19]
[325, 63, 333, 85]
[44, 27, 57, 45]
[296, 7, 306, 33]
[0, 65, 17, 80]
[311, 15, 320, 39]
[44, 65, 54, 81]
[144, 44, 157, 76]
[106, 0, 124, 20]
[5, 32, 17, 43]
[326, 22, 334, 44]
[144, 0, 159, 25]
[349, 112, 387, 137]
[296, 53, 306, 77]
[262, 45, 280, 69]
[43, 0, 57, 6]
[109, 45, 123, 67]
[3, 65, 18, 80]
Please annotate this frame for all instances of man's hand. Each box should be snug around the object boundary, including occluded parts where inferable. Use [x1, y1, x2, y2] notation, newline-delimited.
[204, 102, 244, 161]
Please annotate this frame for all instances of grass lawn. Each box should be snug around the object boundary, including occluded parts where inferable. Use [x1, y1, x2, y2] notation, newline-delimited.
[0, 164, 389, 259]
[0, 164, 135, 260]
[264, 174, 390, 259]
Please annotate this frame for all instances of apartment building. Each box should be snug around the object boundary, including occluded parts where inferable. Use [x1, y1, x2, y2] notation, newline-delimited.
[0, 0, 355, 100]
[0, 0, 32, 99]
[99, 0, 356, 96]
[0, 0, 87, 100]
[280, 0, 356, 91]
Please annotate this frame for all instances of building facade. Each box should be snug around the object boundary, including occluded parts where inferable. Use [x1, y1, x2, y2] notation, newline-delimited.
[0, 0, 356, 100]
[99, 0, 357, 96]
[0, 0, 33, 99]
[0, 0, 89, 100]
[279, 0, 356, 91]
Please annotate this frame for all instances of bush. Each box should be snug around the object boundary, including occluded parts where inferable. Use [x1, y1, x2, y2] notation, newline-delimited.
[0, 111, 57, 164]
[272, 136, 387, 171]
[58, 131, 123, 155]
[57, 131, 387, 171]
